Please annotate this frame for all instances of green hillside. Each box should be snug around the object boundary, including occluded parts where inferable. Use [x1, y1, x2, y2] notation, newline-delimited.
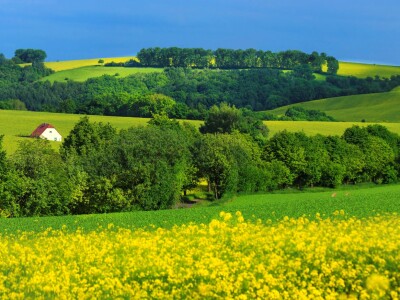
[269, 88, 400, 122]
[2, 110, 400, 155]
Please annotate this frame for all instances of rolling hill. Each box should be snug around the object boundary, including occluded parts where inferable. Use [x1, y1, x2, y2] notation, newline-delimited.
[269, 88, 400, 122]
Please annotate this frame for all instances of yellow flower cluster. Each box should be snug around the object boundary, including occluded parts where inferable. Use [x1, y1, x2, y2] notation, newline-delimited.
[0, 211, 399, 299]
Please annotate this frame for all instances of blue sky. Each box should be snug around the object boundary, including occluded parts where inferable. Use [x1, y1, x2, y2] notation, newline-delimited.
[1, 0, 399, 65]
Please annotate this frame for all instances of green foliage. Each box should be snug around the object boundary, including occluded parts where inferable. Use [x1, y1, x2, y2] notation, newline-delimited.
[194, 132, 267, 199]
[292, 64, 316, 80]
[60, 118, 193, 213]
[60, 116, 116, 157]
[284, 106, 335, 121]
[264, 131, 307, 184]
[2, 184, 400, 233]
[14, 48, 47, 63]
[2, 139, 74, 217]
[326, 56, 339, 74]
[200, 103, 269, 145]
[0, 99, 27, 110]
[138, 47, 334, 71]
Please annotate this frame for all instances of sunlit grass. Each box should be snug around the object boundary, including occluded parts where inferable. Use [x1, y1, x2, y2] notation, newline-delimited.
[2, 110, 400, 154]
[268, 89, 400, 123]
[0, 110, 202, 154]
[337, 61, 400, 78]
[43, 56, 138, 71]
[41, 66, 163, 82]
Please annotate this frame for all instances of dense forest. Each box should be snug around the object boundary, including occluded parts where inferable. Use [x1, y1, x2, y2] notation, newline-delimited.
[1, 49, 400, 119]
[1, 106, 399, 217]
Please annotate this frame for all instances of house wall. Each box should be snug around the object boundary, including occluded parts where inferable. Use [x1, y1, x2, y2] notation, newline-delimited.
[40, 128, 62, 142]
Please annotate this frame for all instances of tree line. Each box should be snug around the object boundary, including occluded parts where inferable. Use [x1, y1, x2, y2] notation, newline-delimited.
[0, 105, 399, 218]
[1, 54, 400, 119]
[136, 47, 339, 74]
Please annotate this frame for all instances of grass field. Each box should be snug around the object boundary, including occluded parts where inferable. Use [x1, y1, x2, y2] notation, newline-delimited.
[41, 66, 163, 82]
[268, 89, 400, 122]
[337, 61, 400, 78]
[43, 56, 138, 71]
[2, 110, 400, 154]
[0, 183, 399, 234]
[265, 120, 400, 136]
[0, 110, 154, 154]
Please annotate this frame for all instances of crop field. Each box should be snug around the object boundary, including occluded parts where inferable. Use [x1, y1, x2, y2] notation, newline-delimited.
[43, 57, 138, 72]
[268, 89, 400, 123]
[337, 61, 400, 78]
[0, 185, 400, 298]
[41, 66, 163, 83]
[2, 109, 400, 154]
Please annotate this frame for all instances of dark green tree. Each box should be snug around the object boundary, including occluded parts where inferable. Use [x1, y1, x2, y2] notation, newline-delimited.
[326, 56, 339, 74]
[14, 49, 47, 63]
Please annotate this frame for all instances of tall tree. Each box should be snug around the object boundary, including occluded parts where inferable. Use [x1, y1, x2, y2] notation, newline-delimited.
[14, 49, 47, 63]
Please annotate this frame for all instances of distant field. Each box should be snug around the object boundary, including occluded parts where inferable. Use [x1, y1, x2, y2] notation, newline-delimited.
[269, 89, 400, 122]
[44, 56, 138, 71]
[337, 61, 400, 78]
[2, 110, 400, 154]
[41, 66, 163, 82]
[0, 183, 399, 234]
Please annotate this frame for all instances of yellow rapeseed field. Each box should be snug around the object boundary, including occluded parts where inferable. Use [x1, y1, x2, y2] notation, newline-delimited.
[0, 212, 399, 299]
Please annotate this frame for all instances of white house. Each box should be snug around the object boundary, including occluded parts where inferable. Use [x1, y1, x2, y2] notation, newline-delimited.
[30, 123, 62, 142]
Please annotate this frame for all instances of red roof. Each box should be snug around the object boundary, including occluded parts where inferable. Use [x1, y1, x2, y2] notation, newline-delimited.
[30, 123, 55, 137]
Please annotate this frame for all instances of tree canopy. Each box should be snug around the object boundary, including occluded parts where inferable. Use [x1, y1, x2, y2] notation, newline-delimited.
[13, 49, 47, 63]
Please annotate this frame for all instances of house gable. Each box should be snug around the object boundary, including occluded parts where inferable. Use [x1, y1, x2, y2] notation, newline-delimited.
[31, 123, 62, 142]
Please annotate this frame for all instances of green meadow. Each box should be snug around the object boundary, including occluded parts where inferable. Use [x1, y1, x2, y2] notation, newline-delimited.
[2, 110, 400, 154]
[0, 183, 399, 234]
[269, 89, 400, 122]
